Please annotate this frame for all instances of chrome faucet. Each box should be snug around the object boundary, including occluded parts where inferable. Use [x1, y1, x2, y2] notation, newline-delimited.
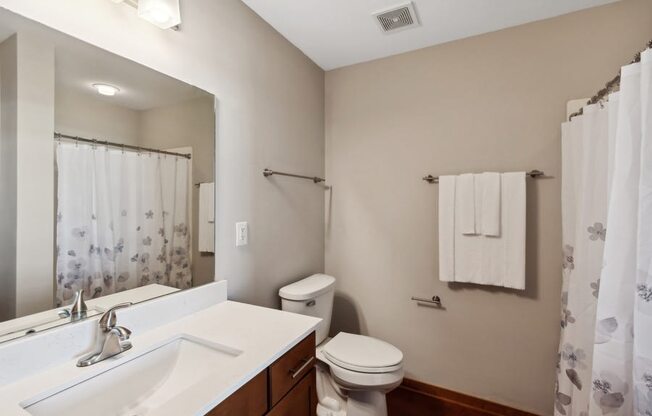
[70, 290, 88, 320]
[77, 302, 133, 367]
[58, 290, 89, 321]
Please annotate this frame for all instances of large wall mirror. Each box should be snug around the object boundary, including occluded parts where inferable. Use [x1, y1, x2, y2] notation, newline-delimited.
[0, 9, 216, 342]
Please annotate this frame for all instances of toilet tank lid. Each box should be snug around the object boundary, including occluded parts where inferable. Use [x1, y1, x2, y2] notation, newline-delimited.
[279, 274, 336, 301]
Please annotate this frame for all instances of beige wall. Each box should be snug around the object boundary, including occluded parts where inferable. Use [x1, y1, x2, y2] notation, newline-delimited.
[0, 34, 18, 321]
[0, 0, 325, 309]
[0, 32, 55, 320]
[55, 88, 141, 146]
[139, 96, 216, 288]
[324, 1, 652, 414]
[14, 32, 54, 318]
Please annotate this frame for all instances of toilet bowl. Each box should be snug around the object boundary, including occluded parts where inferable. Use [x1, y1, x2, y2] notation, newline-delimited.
[279, 274, 404, 416]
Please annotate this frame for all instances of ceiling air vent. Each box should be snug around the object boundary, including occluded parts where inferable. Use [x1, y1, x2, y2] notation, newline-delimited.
[373, 2, 420, 34]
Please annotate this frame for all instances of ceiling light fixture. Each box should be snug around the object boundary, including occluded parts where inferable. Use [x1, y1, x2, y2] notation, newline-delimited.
[137, 0, 181, 30]
[110, 0, 181, 30]
[93, 83, 120, 96]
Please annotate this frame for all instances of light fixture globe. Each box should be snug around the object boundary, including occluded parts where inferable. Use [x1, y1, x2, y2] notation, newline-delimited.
[138, 0, 181, 29]
[93, 83, 120, 96]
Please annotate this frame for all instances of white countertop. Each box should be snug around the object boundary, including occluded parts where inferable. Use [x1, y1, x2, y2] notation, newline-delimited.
[0, 299, 320, 415]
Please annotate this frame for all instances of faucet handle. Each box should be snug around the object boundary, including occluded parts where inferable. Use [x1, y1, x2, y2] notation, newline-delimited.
[110, 326, 132, 341]
[99, 302, 133, 331]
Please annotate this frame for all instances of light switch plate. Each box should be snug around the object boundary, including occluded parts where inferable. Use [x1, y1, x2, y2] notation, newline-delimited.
[235, 222, 248, 247]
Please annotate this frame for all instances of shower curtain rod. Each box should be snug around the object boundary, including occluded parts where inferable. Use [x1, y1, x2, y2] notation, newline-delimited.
[568, 39, 652, 121]
[54, 132, 192, 159]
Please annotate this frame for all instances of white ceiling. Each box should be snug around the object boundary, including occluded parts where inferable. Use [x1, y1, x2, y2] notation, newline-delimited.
[0, 9, 210, 111]
[241, 0, 619, 70]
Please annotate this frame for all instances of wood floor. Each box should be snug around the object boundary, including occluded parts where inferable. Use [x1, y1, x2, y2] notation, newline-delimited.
[387, 379, 540, 416]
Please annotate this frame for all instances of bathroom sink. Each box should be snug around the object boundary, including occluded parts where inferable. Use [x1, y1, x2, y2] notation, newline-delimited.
[21, 335, 242, 416]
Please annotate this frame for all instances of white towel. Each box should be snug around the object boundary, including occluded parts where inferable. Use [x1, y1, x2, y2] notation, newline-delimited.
[198, 182, 215, 253]
[498, 172, 526, 289]
[480, 172, 501, 237]
[438, 176, 456, 282]
[457, 174, 476, 235]
[440, 171, 526, 290]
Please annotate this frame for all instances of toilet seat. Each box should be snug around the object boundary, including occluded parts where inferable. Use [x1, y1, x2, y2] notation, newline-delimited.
[322, 333, 403, 374]
[327, 360, 404, 391]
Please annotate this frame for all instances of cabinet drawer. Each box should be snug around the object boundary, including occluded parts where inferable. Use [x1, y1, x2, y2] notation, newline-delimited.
[206, 370, 268, 416]
[269, 332, 316, 406]
[266, 368, 317, 416]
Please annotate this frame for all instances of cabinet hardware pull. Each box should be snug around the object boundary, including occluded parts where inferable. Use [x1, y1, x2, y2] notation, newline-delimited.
[289, 356, 315, 379]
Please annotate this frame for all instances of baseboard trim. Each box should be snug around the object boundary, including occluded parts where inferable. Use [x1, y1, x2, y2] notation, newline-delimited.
[387, 378, 540, 416]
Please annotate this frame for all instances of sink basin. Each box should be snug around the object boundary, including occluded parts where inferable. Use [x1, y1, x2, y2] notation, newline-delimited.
[21, 335, 242, 416]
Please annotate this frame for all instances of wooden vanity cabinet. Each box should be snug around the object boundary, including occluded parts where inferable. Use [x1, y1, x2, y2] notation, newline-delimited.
[266, 368, 317, 416]
[207, 332, 317, 416]
[206, 371, 268, 416]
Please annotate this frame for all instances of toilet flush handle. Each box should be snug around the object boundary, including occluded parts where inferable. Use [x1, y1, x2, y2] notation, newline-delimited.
[306, 300, 316, 307]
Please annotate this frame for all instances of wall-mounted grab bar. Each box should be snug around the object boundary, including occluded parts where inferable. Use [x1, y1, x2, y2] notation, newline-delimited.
[263, 168, 325, 184]
[422, 169, 545, 184]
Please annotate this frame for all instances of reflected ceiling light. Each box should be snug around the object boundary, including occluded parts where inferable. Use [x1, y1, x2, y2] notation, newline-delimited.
[93, 84, 120, 96]
[137, 0, 181, 30]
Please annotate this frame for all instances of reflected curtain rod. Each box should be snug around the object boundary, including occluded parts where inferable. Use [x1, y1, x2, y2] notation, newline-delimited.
[54, 132, 191, 159]
[568, 39, 652, 121]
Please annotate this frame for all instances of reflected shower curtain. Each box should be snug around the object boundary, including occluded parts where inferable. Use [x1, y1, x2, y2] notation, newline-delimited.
[556, 49, 652, 416]
[55, 142, 192, 307]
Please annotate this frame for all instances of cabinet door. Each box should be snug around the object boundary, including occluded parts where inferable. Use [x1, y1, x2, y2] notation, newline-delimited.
[269, 332, 316, 406]
[266, 369, 317, 416]
[206, 370, 268, 416]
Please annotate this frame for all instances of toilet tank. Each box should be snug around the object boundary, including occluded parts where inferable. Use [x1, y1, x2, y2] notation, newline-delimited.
[279, 274, 335, 345]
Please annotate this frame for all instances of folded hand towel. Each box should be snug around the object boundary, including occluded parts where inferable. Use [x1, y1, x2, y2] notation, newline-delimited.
[438, 176, 456, 282]
[481, 172, 501, 237]
[457, 174, 476, 235]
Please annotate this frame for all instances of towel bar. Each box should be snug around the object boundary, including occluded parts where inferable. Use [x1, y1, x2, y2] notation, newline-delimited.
[422, 169, 544, 184]
[263, 168, 325, 184]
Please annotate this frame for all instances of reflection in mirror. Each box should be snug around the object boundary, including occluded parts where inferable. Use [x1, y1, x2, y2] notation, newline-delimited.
[0, 9, 215, 342]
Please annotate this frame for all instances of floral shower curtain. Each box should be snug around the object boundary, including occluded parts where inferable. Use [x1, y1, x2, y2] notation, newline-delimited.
[556, 49, 652, 416]
[55, 142, 192, 307]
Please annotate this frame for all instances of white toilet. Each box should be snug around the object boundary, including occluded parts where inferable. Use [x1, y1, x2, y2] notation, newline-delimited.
[279, 274, 404, 416]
